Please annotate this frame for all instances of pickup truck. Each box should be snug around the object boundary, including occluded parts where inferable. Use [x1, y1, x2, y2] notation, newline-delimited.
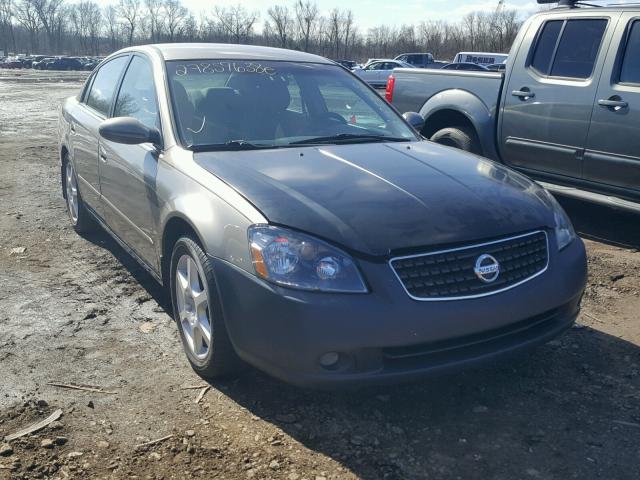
[388, 0, 640, 211]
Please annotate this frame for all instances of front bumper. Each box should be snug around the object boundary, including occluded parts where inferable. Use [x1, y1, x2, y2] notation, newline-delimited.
[212, 236, 587, 388]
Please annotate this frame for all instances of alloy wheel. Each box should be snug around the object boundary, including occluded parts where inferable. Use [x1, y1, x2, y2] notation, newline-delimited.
[175, 254, 212, 360]
[65, 161, 79, 224]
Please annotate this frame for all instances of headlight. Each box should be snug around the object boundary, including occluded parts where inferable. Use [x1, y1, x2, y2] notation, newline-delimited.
[535, 188, 576, 251]
[248, 225, 367, 293]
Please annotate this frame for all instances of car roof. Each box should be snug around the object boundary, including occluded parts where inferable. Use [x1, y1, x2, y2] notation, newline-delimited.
[114, 43, 334, 64]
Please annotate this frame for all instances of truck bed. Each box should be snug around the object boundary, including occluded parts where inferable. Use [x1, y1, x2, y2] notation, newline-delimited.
[391, 68, 503, 120]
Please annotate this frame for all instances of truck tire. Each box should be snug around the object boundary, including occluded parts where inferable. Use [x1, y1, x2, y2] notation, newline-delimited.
[170, 236, 243, 380]
[430, 126, 482, 155]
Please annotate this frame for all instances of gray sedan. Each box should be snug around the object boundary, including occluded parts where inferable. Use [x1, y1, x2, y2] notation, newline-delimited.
[59, 44, 587, 387]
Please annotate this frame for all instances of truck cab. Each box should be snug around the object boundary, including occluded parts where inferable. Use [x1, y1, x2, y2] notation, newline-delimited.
[500, 5, 640, 201]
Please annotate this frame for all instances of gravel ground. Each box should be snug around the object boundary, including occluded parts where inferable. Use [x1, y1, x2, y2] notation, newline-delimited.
[0, 69, 639, 480]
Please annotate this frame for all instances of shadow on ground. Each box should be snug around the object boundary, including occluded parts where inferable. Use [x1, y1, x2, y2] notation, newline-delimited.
[82, 198, 640, 479]
[217, 327, 639, 479]
[557, 196, 640, 250]
[81, 229, 172, 312]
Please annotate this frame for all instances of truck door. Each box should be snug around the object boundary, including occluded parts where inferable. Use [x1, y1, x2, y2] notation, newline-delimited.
[584, 14, 640, 198]
[500, 13, 617, 179]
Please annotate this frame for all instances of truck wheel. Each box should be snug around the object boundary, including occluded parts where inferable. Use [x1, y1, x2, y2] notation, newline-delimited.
[430, 126, 482, 155]
[170, 236, 242, 380]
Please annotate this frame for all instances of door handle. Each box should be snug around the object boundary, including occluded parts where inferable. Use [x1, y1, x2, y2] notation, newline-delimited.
[598, 96, 628, 111]
[70, 123, 76, 134]
[512, 89, 535, 100]
[99, 147, 107, 163]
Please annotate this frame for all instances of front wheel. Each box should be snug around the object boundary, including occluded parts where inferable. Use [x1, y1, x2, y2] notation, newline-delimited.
[170, 236, 241, 379]
[430, 126, 482, 155]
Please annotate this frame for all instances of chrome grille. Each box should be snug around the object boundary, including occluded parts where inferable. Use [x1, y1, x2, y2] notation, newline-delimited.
[390, 231, 549, 301]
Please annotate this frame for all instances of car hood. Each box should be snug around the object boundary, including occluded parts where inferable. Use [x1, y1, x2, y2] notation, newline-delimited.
[194, 141, 554, 257]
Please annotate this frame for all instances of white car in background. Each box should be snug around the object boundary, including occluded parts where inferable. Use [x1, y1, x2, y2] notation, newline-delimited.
[353, 59, 414, 87]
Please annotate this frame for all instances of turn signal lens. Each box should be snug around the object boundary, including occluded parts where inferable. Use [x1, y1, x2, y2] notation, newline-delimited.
[250, 243, 269, 278]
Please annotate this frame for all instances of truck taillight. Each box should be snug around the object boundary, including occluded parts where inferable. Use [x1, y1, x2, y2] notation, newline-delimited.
[385, 75, 395, 103]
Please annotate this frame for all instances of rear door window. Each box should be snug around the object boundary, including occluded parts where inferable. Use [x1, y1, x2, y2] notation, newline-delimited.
[530, 19, 608, 79]
[620, 20, 640, 85]
[551, 19, 607, 78]
[86, 56, 130, 116]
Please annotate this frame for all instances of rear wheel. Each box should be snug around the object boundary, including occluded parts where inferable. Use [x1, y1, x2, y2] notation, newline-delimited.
[170, 236, 241, 379]
[430, 126, 482, 155]
[63, 159, 95, 233]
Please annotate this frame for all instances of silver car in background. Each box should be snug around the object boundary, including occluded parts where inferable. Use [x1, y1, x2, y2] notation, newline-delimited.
[352, 59, 415, 87]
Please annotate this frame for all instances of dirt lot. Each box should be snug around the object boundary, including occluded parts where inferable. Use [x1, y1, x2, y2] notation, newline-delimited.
[0, 69, 639, 480]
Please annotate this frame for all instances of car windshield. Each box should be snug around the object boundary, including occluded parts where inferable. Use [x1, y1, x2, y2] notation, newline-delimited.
[166, 60, 417, 150]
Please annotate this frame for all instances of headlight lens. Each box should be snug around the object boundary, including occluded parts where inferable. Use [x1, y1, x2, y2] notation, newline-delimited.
[535, 188, 576, 251]
[248, 225, 367, 293]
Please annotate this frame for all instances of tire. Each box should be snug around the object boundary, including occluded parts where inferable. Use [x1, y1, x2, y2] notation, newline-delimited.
[169, 236, 241, 379]
[430, 126, 482, 155]
[63, 157, 96, 234]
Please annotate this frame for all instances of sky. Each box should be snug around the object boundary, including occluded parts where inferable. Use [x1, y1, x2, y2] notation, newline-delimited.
[176, 0, 544, 29]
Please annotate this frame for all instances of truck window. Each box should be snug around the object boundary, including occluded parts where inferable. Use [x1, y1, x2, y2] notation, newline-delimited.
[620, 20, 640, 85]
[551, 19, 607, 79]
[531, 21, 563, 75]
[531, 19, 607, 79]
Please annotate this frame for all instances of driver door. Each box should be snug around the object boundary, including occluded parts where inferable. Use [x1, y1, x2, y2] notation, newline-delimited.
[98, 55, 162, 270]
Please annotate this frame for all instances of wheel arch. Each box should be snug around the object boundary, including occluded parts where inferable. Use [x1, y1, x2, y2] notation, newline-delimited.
[160, 214, 208, 286]
[419, 90, 498, 159]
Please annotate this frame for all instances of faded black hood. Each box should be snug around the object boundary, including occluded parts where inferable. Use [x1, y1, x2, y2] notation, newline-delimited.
[194, 141, 554, 257]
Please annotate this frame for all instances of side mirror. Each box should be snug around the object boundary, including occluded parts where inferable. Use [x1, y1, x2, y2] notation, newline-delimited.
[403, 112, 425, 133]
[99, 117, 161, 147]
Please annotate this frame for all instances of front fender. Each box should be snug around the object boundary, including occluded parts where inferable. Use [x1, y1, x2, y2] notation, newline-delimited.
[420, 89, 498, 160]
[155, 150, 266, 278]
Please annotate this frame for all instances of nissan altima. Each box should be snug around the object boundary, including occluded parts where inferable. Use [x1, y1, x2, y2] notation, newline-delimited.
[58, 44, 587, 387]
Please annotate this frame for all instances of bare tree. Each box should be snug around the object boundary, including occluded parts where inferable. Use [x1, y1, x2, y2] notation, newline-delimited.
[118, 0, 140, 46]
[32, 0, 62, 52]
[163, 0, 186, 42]
[342, 9, 353, 59]
[0, 0, 522, 62]
[294, 0, 317, 52]
[0, 0, 17, 54]
[326, 8, 340, 59]
[144, 0, 162, 43]
[214, 5, 258, 44]
[104, 5, 119, 52]
[266, 4, 291, 48]
[14, 0, 42, 52]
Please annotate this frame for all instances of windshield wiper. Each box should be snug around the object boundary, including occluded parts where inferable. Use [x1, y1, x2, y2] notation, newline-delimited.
[289, 134, 410, 146]
[189, 140, 276, 152]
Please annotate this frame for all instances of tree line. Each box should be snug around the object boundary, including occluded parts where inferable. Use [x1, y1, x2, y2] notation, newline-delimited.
[0, 0, 522, 62]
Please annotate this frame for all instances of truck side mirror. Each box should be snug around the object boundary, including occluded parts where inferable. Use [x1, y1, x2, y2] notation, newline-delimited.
[403, 112, 425, 133]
